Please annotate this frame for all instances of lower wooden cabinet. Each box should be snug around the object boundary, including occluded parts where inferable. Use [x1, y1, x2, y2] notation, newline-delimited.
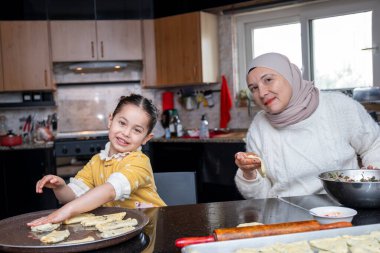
[0, 148, 58, 219]
[146, 142, 245, 203]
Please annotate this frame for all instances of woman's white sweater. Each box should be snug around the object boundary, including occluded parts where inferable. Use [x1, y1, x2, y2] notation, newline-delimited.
[235, 92, 380, 199]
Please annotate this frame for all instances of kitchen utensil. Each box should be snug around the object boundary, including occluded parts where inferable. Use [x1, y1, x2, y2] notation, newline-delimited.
[1, 130, 22, 146]
[352, 87, 380, 102]
[318, 169, 380, 208]
[204, 90, 215, 107]
[0, 207, 149, 253]
[185, 96, 196, 110]
[175, 220, 352, 248]
[309, 206, 357, 224]
[278, 197, 318, 216]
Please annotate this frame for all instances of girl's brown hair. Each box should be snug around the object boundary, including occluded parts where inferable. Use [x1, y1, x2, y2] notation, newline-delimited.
[112, 94, 158, 134]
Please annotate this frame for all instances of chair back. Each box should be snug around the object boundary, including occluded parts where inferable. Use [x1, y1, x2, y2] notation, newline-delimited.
[153, 172, 197, 206]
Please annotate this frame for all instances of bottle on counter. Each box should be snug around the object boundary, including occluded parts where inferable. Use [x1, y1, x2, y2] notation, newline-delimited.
[199, 114, 209, 139]
[51, 113, 58, 136]
[173, 115, 184, 137]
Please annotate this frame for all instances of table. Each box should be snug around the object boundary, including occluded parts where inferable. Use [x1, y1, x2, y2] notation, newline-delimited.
[87, 194, 380, 253]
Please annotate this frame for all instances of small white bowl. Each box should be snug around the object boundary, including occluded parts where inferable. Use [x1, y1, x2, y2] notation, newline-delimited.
[309, 206, 357, 224]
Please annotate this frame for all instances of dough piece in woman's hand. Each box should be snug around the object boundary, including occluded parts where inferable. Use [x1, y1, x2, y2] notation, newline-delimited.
[247, 155, 266, 177]
[237, 222, 263, 227]
[40, 229, 70, 244]
[31, 223, 61, 233]
[63, 213, 95, 224]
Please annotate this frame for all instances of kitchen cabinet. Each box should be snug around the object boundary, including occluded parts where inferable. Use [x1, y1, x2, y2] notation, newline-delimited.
[0, 21, 53, 91]
[142, 11, 219, 87]
[50, 20, 143, 62]
[0, 148, 58, 219]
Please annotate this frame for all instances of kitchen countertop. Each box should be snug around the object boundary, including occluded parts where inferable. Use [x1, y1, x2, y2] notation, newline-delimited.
[138, 194, 378, 253]
[18, 194, 375, 253]
[0, 141, 54, 150]
[150, 130, 247, 143]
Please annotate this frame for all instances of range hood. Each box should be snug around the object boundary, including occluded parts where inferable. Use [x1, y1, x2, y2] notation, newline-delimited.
[68, 62, 128, 73]
[53, 61, 142, 84]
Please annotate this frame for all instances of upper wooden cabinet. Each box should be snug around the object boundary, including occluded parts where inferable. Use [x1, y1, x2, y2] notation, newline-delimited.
[0, 21, 53, 91]
[142, 11, 219, 87]
[50, 20, 143, 62]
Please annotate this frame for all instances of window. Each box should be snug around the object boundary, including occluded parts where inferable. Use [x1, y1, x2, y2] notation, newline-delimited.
[250, 22, 302, 70]
[311, 12, 372, 89]
[235, 0, 380, 92]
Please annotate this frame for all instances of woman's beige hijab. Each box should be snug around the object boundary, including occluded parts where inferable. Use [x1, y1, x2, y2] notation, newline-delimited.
[248, 52, 319, 128]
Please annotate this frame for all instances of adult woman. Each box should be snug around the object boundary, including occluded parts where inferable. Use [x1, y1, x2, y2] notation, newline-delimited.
[234, 52, 380, 199]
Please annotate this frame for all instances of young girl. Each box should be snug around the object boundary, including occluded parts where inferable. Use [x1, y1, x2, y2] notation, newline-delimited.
[28, 94, 166, 226]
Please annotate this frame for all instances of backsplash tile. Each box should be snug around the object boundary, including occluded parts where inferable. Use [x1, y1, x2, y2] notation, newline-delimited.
[57, 83, 142, 132]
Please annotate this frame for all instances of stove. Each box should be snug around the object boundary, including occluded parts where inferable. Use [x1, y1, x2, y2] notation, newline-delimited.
[55, 130, 109, 157]
[54, 131, 109, 180]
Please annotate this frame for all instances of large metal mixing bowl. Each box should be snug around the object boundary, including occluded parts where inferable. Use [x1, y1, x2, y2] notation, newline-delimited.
[318, 169, 380, 208]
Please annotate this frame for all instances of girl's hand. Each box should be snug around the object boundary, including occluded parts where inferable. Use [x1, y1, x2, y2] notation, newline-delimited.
[366, 165, 379, 170]
[36, 174, 66, 193]
[235, 152, 262, 180]
[27, 206, 72, 227]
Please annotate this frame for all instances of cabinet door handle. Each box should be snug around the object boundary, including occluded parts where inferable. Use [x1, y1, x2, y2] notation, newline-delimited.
[193, 66, 197, 78]
[100, 41, 104, 58]
[91, 41, 95, 58]
[44, 70, 48, 87]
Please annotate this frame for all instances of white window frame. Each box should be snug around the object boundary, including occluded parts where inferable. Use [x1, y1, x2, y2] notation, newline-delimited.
[235, 0, 380, 92]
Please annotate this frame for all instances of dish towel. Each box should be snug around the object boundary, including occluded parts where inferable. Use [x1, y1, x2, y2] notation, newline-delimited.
[220, 75, 233, 128]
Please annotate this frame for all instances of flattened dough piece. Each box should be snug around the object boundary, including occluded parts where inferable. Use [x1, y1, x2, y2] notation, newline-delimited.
[31, 223, 61, 233]
[309, 236, 348, 253]
[235, 248, 260, 253]
[40, 229, 70, 244]
[81, 212, 127, 227]
[63, 213, 95, 224]
[99, 226, 135, 239]
[247, 155, 266, 177]
[59, 236, 95, 245]
[103, 212, 127, 220]
[273, 241, 313, 253]
[345, 234, 380, 252]
[96, 218, 138, 232]
[370, 231, 380, 241]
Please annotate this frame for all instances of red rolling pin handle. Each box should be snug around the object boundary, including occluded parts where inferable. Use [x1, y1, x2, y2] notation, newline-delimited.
[175, 235, 215, 248]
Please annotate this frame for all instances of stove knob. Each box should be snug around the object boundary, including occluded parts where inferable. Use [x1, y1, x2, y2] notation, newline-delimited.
[90, 146, 95, 153]
[75, 147, 81, 154]
[62, 147, 68, 154]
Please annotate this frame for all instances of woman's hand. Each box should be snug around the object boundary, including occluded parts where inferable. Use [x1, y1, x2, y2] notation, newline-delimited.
[366, 165, 379, 170]
[235, 152, 262, 180]
[36, 174, 66, 193]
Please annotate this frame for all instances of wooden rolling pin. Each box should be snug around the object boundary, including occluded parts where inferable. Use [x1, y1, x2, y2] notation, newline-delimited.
[175, 220, 352, 248]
